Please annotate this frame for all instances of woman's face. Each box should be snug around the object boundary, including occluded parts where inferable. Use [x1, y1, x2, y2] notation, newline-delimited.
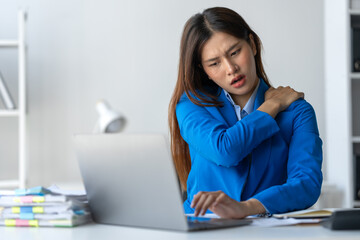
[201, 32, 259, 107]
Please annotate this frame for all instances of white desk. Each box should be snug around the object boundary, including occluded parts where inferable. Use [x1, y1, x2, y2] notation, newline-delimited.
[1, 223, 359, 240]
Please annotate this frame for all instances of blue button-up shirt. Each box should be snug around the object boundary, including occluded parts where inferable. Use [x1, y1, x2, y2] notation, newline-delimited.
[223, 79, 260, 120]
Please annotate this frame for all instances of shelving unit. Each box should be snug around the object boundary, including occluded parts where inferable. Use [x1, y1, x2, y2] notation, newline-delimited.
[353, 136, 360, 143]
[350, 9, 360, 15]
[324, 0, 359, 208]
[0, 10, 27, 189]
[350, 3, 360, 207]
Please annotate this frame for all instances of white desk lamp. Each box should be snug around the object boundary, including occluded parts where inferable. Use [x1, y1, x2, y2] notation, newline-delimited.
[94, 99, 126, 133]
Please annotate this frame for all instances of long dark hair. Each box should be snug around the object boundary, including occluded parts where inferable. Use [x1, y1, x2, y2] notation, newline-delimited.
[169, 7, 270, 190]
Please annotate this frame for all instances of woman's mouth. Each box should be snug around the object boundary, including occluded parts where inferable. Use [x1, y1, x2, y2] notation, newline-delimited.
[231, 75, 246, 88]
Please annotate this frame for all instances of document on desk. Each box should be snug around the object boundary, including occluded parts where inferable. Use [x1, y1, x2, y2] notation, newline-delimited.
[0, 185, 91, 227]
[185, 213, 320, 227]
[251, 218, 320, 227]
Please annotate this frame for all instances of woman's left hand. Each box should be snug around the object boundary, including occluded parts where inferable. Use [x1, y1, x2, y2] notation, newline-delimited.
[190, 191, 247, 218]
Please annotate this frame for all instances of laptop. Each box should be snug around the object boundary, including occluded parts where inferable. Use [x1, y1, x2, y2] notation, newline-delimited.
[73, 133, 252, 231]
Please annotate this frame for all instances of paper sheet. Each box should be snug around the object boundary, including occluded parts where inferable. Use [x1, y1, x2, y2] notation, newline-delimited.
[185, 213, 320, 227]
[250, 218, 320, 227]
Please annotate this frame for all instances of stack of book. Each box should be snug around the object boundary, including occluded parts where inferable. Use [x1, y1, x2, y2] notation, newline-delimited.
[0, 185, 92, 227]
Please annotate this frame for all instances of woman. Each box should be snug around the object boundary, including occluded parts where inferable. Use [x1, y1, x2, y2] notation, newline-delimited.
[168, 7, 322, 219]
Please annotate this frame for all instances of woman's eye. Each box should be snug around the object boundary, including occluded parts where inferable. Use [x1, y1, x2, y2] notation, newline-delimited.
[209, 62, 218, 67]
[231, 49, 241, 57]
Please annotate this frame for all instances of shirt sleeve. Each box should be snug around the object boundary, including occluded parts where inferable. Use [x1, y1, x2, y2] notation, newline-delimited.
[251, 100, 323, 213]
[176, 95, 280, 167]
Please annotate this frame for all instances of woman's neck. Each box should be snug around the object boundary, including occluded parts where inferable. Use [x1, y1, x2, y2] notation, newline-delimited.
[231, 78, 259, 109]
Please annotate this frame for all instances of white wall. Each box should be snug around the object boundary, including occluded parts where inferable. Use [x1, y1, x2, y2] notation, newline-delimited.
[0, 0, 324, 187]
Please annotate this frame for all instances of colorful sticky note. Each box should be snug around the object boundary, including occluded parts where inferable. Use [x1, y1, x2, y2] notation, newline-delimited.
[32, 207, 44, 213]
[12, 207, 20, 213]
[15, 186, 48, 196]
[16, 219, 30, 227]
[14, 189, 27, 196]
[20, 213, 34, 220]
[20, 206, 33, 213]
[28, 220, 38, 227]
[5, 219, 16, 227]
[20, 196, 33, 203]
[32, 196, 45, 203]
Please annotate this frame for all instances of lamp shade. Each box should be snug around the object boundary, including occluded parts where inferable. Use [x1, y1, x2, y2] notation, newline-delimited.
[94, 99, 126, 133]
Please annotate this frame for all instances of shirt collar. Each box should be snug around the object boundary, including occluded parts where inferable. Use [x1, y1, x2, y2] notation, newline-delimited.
[223, 79, 261, 115]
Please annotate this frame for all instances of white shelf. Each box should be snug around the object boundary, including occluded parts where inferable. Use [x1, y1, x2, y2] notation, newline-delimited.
[0, 110, 19, 117]
[0, 180, 19, 188]
[351, 2, 360, 208]
[0, 40, 19, 47]
[351, 72, 360, 79]
[350, 9, 360, 15]
[325, 0, 358, 208]
[0, 10, 27, 189]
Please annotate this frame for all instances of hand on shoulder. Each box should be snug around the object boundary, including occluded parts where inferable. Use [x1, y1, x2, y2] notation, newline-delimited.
[258, 86, 304, 118]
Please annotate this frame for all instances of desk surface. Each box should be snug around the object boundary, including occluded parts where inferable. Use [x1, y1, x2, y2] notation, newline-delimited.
[1, 223, 359, 240]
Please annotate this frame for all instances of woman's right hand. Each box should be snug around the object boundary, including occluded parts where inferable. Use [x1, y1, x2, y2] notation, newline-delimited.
[190, 190, 266, 219]
[258, 86, 304, 118]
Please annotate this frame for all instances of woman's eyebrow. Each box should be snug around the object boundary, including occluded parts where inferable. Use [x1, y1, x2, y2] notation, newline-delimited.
[225, 41, 241, 54]
[203, 41, 241, 63]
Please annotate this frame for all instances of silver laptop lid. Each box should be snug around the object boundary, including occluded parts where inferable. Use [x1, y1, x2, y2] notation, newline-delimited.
[73, 133, 188, 231]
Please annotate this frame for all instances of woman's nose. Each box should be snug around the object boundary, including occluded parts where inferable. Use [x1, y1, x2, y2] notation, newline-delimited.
[224, 58, 238, 75]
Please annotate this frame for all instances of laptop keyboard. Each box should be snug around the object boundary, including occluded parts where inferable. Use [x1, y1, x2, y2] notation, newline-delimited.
[187, 216, 252, 230]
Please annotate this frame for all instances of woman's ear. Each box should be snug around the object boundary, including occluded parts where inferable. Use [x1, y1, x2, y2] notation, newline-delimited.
[249, 34, 257, 56]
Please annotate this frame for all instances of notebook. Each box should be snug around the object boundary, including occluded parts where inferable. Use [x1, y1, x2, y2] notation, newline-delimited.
[73, 133, 251, 231]
[272, 208, 335, 219]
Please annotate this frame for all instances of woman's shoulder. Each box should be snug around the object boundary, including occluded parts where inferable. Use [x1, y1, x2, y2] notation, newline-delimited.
[276, 98, 317, 124]
[285, 98, 315, 115]
[178, 91, 191, 103]
[178, 87, 221, 106]
[284, 98, 319, 132]
[178, 91, 197, 107]
[176, 91, 207, 114]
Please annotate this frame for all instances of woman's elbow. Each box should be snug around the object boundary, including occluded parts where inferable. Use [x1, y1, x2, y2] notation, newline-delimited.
[208, 135, 247, 167]
[205, 147, 247, 168]
[302, 175, 323, 208]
